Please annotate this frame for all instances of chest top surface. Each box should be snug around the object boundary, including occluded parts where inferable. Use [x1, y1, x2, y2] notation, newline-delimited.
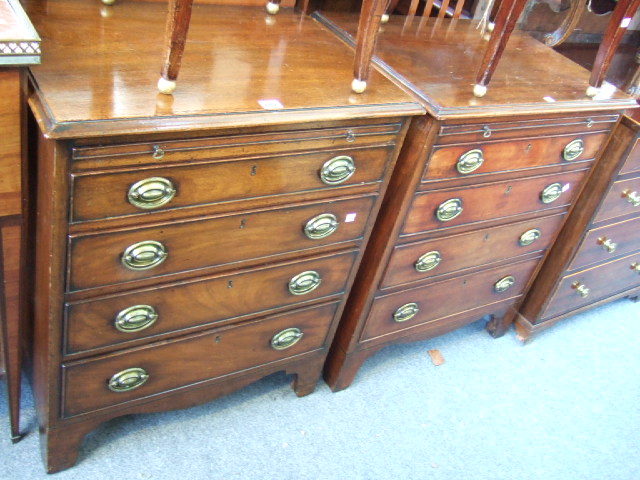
[317, 12, 637, 120]
[23, 0, 423, 139]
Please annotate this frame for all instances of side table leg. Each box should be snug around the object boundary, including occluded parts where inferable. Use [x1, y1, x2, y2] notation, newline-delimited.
[158, 0, 195, 95]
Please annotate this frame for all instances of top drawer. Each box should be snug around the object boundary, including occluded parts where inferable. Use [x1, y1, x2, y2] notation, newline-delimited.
[423, 131, 607, 182]
[70, 146, 393, 223]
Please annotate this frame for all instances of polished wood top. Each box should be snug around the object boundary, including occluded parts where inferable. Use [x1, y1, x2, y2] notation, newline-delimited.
[316, 12, 638, 120]
[23, 0, 423, 139]
[0, 0, 40, 66]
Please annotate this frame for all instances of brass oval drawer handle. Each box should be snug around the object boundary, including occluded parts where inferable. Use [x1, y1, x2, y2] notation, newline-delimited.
[563, 138, 585, 161]
[304, 213, 339, 239]
[494, 275, 515, 293]
[271, 327, 304, 350]
[597, 236, 617, 254]
[127, 177, 176, 210]
[456, 149, 484, 174]
[320, 155, 356, 185]
[108, 367, 149, 393]
[622, 189, 640, 207]
[393, 302, 419, 323]
[631, 262, 640, 274]
[572, 281, 590, 298]
[415, 250, 442, 273]
[519, 228, 542, 247]
[436, 198, 463, 222]
[122, 240, 168, 271]
[289, 270, 322, 295]
[115, 305, 158, 333]
[152, 145, 165, 160]
[540, 182, 563, 204]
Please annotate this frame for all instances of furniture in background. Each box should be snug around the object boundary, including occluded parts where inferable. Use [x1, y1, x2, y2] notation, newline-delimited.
[23, 0, 423, 472]
[0, 0, 40, 443]
[315, 11, 636, 390]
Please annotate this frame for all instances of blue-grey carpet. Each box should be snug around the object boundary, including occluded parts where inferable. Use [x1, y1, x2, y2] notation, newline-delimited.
[1, 298, 639, 479]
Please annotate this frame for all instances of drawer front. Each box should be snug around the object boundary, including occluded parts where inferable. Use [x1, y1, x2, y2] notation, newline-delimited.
[424, 132, 606, 181]
[361, 257, 540, 342]
[402, 170, 586, 235]
[383, 213, 565, 289]
[0, 71, 22, 217]
[65, 250, 358, 354]
[71, 146, 392, 222]
[62, 302, 338, 417]
[619, 136, 640, 176]
[542, 253, 640, 320]
[594, 176, 640, 224]
[569, 216, 640, 272]
[68, 196, 375, 292]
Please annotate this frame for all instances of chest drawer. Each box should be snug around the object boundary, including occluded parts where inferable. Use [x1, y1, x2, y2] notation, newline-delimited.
[64, 250, 358, 355]
[424, 132, 606, 182]
[569, 216, 640, 272]
[71, 146, 393, 223]
[593, 176, 640, 224]
[402, 170, 586, 236]
[62, 301, 338, 417]
[361, 256, 540, 343]
[68, 195, 375, 292]
[382, 213, 565, 289]
[542, 252, 640, 320]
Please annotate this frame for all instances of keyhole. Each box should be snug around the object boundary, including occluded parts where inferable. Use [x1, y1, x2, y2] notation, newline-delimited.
[505, 186, 512, 195]
[228, 280, 233, 288]
[251, 165, 257, 176]
[525, 144, 532, 153]
[484, 233, 491, 241]
[215, 335, 222, 343]
[240, 219, 246, 229]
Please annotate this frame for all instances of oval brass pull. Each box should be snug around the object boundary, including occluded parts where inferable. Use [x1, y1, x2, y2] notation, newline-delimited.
[115, 305, 158, 333]
[108, 367, 149, 393]
[456, 149, 484, 174]
[630, 262, 640, 274]
[563, 139, 585, 161]
[152, 145, 165, 160]
[288, 271, 322, 295]
[494, 275, 515, 293]
[122, 240, 168, 271]
[304, 213, 339, 239]
[320, 155, 356, 185]
[622, 189, 640, 207]
[519, 228, 542, 247]
[415, 251, 442, 272]
[572, 281, 590, 298]
[127, 177, 176, 210]
[540, 182, 563, 204]
[436, 198, 463, 222]
[270, 327, 304, 350]
[393, 302, 419, 323]
[597, 236, 617, 254]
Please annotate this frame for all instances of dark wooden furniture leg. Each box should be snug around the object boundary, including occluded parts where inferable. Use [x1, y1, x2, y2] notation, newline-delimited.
[352, 0, 388, 93]
[587, 0, 640, 96]
[158, 0, 195, 94]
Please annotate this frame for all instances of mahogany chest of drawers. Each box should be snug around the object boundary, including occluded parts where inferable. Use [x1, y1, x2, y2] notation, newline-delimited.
[315, 13, 636, 390]
[513, 112, 640, 340]
[23, 1, 422, 472]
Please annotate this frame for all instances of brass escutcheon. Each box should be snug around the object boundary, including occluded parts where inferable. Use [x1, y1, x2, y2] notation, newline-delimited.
[127, 177, 176, 210]
[415, 251, 442, 272]
[288, 271, 322, 295]
[108, 367, 149, 393]
[122, 240, 168, 271]
[631, 262, 640, 274]
[563, 139, 585, 161]
[152, 144, 165, 160]
[597, 237, 617, 254]
[320, 155, 356, 185]
[271, 327, 304, 350]
[456, 149, 484, 174]
[494, 275, 515, 293]
[540, 182, 563, 204]
[519, 228, 542, 247]
[304, 213, 339, 239]
[622, 189, 640, 207]
[393, 302, 420, 323]
[482, 125, 492, 138]
[572, 281, 590, 298]
[115, 305, 158, 333]
[436, 198, 463, 222]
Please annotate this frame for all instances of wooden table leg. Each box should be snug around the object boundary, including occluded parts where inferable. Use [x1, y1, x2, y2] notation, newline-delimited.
[352, 0, 388, 93]
[158, 0, 195, 95]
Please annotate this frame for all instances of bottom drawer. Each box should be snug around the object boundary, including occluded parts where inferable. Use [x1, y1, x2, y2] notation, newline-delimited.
[542, 252, 640, 320]
[62, 302, 338, 417]
[361, 257, 541, 342]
